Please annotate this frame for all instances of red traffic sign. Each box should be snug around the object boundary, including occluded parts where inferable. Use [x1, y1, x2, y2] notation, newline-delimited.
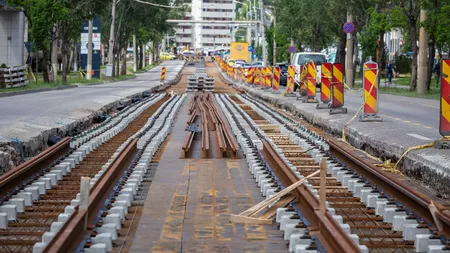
[343, 22, 355, 33]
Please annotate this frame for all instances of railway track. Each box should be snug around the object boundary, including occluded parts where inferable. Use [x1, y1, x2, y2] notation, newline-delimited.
[0, 93, 184, 253]
[217, 93, 450, 253]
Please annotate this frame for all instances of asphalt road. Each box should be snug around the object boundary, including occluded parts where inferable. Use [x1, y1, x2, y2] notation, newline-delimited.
[343, 89, 440, 130]
[0, 61, 184, 143]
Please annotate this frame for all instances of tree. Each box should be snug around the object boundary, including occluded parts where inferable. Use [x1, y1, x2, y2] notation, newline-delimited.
[8, 0, 67, 82]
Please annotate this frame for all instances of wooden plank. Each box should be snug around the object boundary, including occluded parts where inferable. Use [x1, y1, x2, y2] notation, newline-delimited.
[258, 194, 295, 220]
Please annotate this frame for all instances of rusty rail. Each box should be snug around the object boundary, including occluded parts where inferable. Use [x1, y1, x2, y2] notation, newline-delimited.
[43, 139, 137, 252]
[0, 137, 71, 201]
[261, 140, 361, 253]
[328, 139, 450, 238]
[182, 92, 238, 159]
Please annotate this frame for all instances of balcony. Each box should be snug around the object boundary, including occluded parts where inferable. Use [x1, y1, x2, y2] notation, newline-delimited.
[201, 11, 235, 18]
[202, 3, 235, 9]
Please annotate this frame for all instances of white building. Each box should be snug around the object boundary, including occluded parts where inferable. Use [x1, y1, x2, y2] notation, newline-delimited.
[175, 0, 236, 50]
[0, 3, 26, 67]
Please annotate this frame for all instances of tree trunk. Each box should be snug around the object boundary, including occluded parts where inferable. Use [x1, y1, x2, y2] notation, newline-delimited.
[139, 44, 144, 69]
[116, 53, 120, 76]
[427, 36, 435, 90]
[68, 41, 74, 72]
[336, 32, 346, 65]
[73, 41, 78, 72]
[121, 47, 127, 76]
[61, 37, 68, 84]
[409, 19, 418, 91]
[376, 31, 385, 67]
[42, 50, 50, 83]
[352, 33, 358, 86]
[51, 26, 58, 82]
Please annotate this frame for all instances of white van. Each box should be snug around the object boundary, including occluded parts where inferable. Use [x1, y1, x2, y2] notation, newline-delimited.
[292, 52, 327, 85]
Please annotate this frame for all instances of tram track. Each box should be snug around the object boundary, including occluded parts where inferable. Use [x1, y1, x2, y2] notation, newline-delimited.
[217, 93, 450, 253]
[0, 93, 180, 252]
[3, 60, 450, 253]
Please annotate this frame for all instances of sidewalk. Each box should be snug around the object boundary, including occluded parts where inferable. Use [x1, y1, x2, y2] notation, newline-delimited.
[0, 60, 185, 171]
[222, 71, 450, 198]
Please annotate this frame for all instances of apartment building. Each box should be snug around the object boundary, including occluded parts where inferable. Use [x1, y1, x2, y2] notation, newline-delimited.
[175, 0, 236, 50]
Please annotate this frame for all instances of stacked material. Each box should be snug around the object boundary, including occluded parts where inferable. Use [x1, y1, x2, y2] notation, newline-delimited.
[187, 68, 215, 92]
[0, 65, 28, 88]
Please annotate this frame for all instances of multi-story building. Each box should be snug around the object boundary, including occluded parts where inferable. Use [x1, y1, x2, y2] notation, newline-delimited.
[175, 0, 236, 50]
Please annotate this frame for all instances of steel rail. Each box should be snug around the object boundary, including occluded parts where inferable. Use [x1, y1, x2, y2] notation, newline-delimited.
[328, 139, 450, 238]
[0, 137, 71, 201]
[261, 140, 361, 253]
[43, 139, 138, 252]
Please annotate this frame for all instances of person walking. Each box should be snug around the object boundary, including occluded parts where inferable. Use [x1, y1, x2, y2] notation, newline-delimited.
[434, 60, 441, 88]
[386, 60, 394, 86]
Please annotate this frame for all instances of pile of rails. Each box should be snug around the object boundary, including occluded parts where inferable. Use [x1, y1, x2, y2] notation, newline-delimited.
[187, 68, 215, 92]
[0, 65, 28, 88]
[182, 92, 238, 159]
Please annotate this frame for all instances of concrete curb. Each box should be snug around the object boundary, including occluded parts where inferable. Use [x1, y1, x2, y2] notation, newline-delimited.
[0, 85, 78, 98]
[215, 64, 450, 198]
[0, 75, 138, 98]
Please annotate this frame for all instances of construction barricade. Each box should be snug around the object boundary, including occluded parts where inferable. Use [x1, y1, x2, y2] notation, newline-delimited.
[247, 67, 254, 85]
[296, 64, 308, 99]
[265, 66, 272, 90]
[317, 63, 332, 109]
[360, 60, 382, 122]
[260, 67, 266, 89]
[241, 68, 246, 83]
[285, 66, 295, 96]
[302, 62, 318, 103]
[436, 59, 450, 149]
[254, 68, 260, 87]
[161, 67, 166, 82]
[329, 63, 347, 114]
[273, 66, 280, 92]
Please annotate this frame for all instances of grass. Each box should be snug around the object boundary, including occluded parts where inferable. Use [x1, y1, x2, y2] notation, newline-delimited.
[0, 70, 136, 93]
[127, 63, 158, 73]
[351, 80, 441, 100]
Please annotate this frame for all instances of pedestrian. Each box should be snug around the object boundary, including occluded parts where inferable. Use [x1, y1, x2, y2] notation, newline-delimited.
[386, 60, 394, 86]
[434, 60, 441, 87]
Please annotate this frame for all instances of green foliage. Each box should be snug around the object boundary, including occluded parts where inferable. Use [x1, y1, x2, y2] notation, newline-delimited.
[394, 54, 412, 74]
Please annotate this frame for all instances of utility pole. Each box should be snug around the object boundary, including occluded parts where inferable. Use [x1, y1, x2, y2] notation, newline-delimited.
[345, 10, 353, 86]
[258, 0, 267, 66]
[133, 35, 137, 72]
[273, 15, 276, 66]
[253, 0, 257, 47]
[108, 0, 116, 65]
[417, 9, 428, 94]
[86, 20, 93, 80]
[290, 38, 294, 64]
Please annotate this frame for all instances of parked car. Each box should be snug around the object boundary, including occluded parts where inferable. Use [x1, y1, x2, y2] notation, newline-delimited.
[160, 52, 176, 60]
[292, 52, 327, 87]
[251, 61, 265, 68]
[276, 63, 289, 86]
[234, 60, 246, 68]
[227, 59, 236, 67]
